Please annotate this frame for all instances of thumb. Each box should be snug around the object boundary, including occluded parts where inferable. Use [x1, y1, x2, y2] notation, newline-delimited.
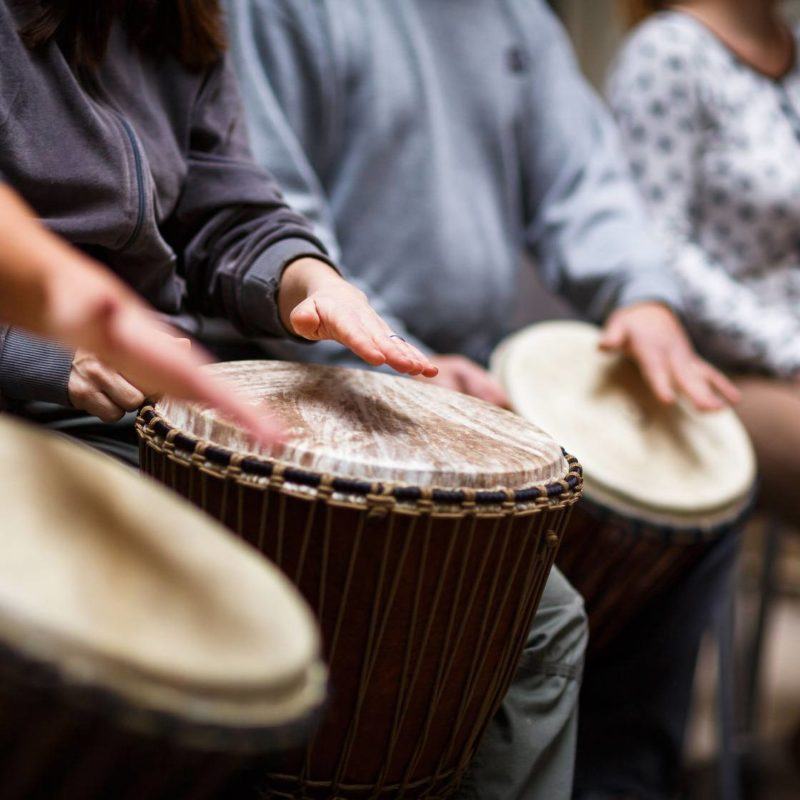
[599, 316, 627, 351]
[288, 297, 323, 341]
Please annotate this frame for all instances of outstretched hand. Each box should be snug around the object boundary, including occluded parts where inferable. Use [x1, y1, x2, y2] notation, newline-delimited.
[279, 258, 438, 379]
[599, 302, 740, 411]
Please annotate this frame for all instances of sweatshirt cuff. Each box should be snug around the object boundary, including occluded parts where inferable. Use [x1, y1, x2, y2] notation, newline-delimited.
[239, 237, 338, 339]
[0, 329, 74, 405]
[612, 272, 685, 319]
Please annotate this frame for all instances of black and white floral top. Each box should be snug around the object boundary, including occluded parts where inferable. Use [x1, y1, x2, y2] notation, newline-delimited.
[609, 10, 800, 377]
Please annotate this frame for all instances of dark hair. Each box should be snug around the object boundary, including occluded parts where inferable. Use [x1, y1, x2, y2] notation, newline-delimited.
[18, 1, 226, 71]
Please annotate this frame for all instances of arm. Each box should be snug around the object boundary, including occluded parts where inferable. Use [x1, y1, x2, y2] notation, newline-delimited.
[608, 25, 800, 378]
[167, 54, 433, 377]
[0, 183, 282, 442]
[514, 2, 682, 320]
[507, 2, 737, 408]
[225, 0, 433, 363]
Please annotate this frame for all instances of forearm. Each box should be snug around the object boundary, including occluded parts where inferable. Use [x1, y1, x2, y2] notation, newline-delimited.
[671, 241, 800, 377]
[0, 185, 77, 403]
[0, 184, 75, 335]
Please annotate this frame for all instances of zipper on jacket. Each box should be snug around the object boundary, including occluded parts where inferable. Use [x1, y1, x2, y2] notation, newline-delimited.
[116, 114, 147, 251]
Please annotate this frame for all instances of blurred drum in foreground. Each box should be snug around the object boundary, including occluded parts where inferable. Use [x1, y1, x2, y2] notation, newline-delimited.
[137, 361, 582, 799]
[0, 416, 324, 800]
[492, 321, 756, 653]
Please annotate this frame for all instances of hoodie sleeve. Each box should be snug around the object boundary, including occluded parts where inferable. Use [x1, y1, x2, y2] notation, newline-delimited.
[163, 56, 337, 340]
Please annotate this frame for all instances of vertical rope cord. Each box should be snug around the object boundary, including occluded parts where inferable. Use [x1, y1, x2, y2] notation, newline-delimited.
[366, 513, 423, 799]
[276, 494, 287, 570]
[316, 503, 334, 630]
[434, 509, 537, 781]
[332, 510, 400, 794]
[256, 481, 272, 552]
[397, 515, 462, 795]
[412, 513, 494, 786]
[463, 509, 557, 767]
[432, 512, 509, 775]
[298, 510, 368, 785]
[350, 514, 417, 796]
[444, 503, 537, 773]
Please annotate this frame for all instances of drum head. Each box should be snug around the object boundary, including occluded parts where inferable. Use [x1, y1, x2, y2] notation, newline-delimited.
[156, 362, 569, 490]
[492, 321, 756, 519]
[0, 417, 324, 734]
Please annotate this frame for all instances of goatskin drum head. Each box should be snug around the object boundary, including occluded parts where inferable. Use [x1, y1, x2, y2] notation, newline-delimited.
[156, 361, 570, 490]
[0, 416, 324, 732]
[491, 321, 756, 518]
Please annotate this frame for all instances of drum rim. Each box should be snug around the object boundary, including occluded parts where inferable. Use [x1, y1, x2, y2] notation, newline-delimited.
[0, 631, 326, 752]
[576, 483, 756, 542]
[137, 406, 584, 513]
[492, 320, 757, 515]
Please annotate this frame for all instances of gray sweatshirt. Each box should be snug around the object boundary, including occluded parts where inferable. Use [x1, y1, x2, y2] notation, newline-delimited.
[226, 0, 682, 366]
[0, 1, 331, 405]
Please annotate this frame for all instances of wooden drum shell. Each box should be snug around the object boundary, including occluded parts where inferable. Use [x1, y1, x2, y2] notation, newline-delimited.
[556, 496, 751, 655]
[137, 409, 582, 799]
[0, 642, 288, 800]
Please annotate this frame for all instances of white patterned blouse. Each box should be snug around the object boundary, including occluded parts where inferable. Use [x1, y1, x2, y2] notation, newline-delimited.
[609, 10, 800, 377]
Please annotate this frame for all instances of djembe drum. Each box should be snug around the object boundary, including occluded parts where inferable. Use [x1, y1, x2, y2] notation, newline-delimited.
[137, 361, 582, 799]
[0, 416, 325, 800]
[492, 321, 756, 652]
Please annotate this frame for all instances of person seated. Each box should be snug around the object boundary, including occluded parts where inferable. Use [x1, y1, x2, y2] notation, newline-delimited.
[225, 2, 740, 798]
[610, 0, 800, 532]
[0, 0, 435, 464]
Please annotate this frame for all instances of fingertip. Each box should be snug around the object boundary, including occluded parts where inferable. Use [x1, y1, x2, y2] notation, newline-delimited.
[598, 335, 622, 352]
[657, 386, 677, 405]
[725, 387, 742, 405]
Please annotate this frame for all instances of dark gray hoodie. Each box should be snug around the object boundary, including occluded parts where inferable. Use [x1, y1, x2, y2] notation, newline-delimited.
[0, 1, 331, 405]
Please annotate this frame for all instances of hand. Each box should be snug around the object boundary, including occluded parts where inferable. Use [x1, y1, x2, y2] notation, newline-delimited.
[279, 258, 438, 378]
[69, 349, 147, 423]
[418, 354, 510, 407]
[599, 302, 740, 411]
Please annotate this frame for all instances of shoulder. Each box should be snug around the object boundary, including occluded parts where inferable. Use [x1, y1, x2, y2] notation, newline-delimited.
[608, 12, 710, 107]
[614, 12, 707, 79]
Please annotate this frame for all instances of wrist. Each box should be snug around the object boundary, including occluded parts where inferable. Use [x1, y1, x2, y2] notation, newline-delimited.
[278, 257, 343, 331]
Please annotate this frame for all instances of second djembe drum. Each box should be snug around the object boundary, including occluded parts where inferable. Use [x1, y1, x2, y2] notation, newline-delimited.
[0, 416, 324, 800]
[492, 321, 756, 652]
[137, 361, 582, 799]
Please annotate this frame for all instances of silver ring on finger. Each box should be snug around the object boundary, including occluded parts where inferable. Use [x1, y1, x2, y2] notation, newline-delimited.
[388, 333, 407, 343]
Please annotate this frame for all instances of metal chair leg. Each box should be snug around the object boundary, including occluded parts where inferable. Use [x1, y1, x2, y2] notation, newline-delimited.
[744, 518, 784, 738]
[717, 582, 741, 800]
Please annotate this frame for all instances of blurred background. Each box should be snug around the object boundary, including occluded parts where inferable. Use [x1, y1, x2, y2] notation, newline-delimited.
[552, 0, 800, 88]
[517, 3, 800, 798]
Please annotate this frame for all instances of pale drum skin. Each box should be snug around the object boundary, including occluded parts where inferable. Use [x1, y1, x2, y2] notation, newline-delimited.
[157, 361, 570, 491]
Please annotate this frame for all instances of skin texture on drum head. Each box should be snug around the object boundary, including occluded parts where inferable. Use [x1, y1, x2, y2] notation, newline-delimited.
[156, 361, 569, 490]
[493, 321, 756, 517]
[0, 416, 323, 728]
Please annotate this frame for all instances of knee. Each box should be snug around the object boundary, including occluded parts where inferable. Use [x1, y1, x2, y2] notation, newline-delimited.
[520, 568, 588, 679]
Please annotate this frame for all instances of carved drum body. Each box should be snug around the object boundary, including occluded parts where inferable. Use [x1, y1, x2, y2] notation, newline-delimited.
[138, 362, 582, 799]
[492, 321, 756, 652]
